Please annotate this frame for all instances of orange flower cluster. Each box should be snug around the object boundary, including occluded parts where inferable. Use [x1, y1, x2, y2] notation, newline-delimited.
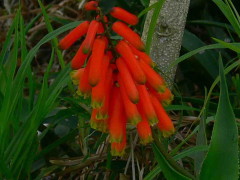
[59, 1, 175, 156]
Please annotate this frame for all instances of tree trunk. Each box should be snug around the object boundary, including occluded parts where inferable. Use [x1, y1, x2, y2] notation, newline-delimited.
[142, 0, 190, 87]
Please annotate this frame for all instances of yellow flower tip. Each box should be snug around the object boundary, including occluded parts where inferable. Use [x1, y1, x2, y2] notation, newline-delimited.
[91, 100, 103, 109]
[76, 89, 91, 98]
[90, 120, 98, 129]
[161, 127, 175, 138]
[148, 116, 158, 126]
[139, 134, 153, 145]
[128, 115, 142, 126]
[84, 94, 91, 99]
[162, 99, 172, 107]
[90, 121, 108, 133]
[109, 135, 123, 143]
[111, 148, 125, 157]
[82, 47, 90, 54]
[138, 78, 147, 85]
[97, 126, 108, 133]
[89, 80, 99, 87]
[111, 137, 126, 157]
[151, 61, 156, 68]
[157, 85, 167, 93]
[96, 112, 109, 120]
[162, 94, 174, 106]
[70, 71, 79, 85]
[131, 97, 139, 104]
[139, 44, 145, 52]
[72, 79, 79, 86]
[76, 90, 83, 96]
[70, 70, 76, 76]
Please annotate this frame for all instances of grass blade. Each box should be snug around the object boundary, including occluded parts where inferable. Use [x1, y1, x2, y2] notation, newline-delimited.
[0, 12, 19, 65]
[212, 37, 240, 53]
[138, 2, 159, 18]
[212, 0, 240, 37]
[169, 42, 240, 68]
[145, 0, 166, 53]
[38, 0, 66, 68]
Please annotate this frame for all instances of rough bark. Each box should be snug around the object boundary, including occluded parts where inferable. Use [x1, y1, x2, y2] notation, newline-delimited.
[142, 0, 190, 87]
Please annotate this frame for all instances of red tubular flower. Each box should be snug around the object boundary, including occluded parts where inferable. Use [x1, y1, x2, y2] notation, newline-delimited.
[150, 87, 174, 106]
[138, 58, 166, 93]
[150, 94, 175, 137]
[118, 74, 141, 125]
[70, 68, 85, 85]
[102, 36, 109, 48]
[112, 21, 145, 50]
[88, 37, 106, 87]
[78, 58, 92, 97]
[71, 41, 89, 69]
[112, 67, 119, 83]
[109, 86, 125, 143]
[62, 4, 175, 155]
[106, 50, 113, 61]
[91, 55, 110, 108]
[97, 22, 105, 34]
[111, 126, 127, 156]
[116, 57, 139, 103]
[137, 85, 158, 125]
[110, 7, 139, 25]
[137, 112, 153, 144]
[96, 15, 108, 23]
[90, 109, 108, 133]
[82, 20, 100, 54]
[84, 1, 98, 11]
[59, 21, 89, 50]
[129, 44, 154, 67]
[96, 67, 113, 119]
[116, 41, 146, 84]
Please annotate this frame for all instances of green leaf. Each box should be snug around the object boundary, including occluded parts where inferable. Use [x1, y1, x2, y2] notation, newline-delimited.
[35, 129, 78, 160]
[0, 11, 19, 65]
[181, 30, 219, 79]
[139, 0, 150, 7]
[38, 0, 66, 68]
[171, 59, 240, 156]
[193, 89, 208, 177]
[152, 143, 193, 180]
[199, 55, 239, 180]
[212, 37, 240, 53]
[169, 42, 240, 68]
[165, 105, 201, 112]
[145, 0, 166, 53]
[212, 0, 240, 38]
[145, 145, 208, 180]
[138, 2, 158, 18]
[187, 20, 235, 33]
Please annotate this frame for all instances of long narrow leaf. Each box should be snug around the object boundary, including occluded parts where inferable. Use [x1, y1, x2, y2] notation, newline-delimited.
[145, 145, 208, 180]
[152, 143, 193, 180]
[212, 37, 240, 53]
[169, 43, 240, 68]
[212, 0, 240, 37]
[145, 0, 166, 53]
[38, 0, 66, 68]
[199, 55, 239, 180]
